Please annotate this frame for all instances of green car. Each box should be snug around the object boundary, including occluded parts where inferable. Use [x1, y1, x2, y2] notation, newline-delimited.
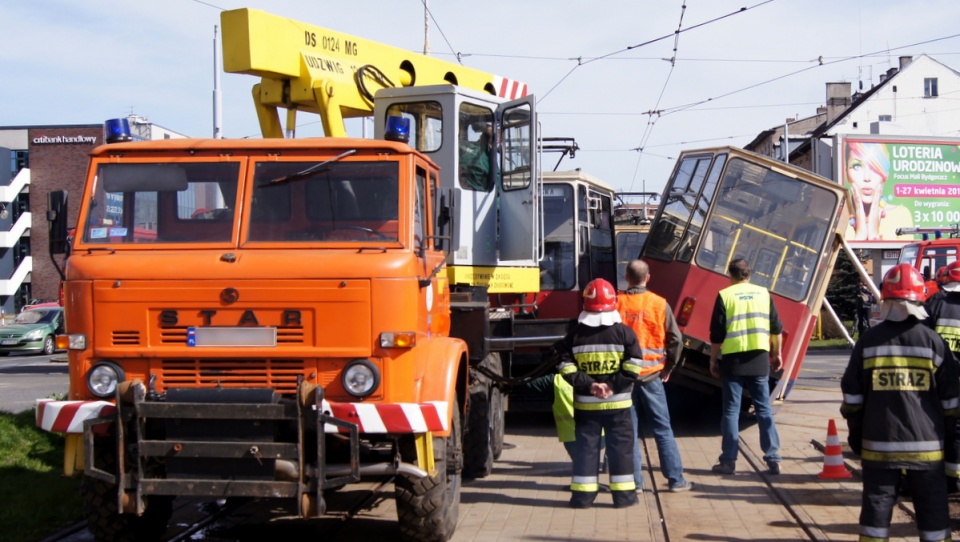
[0, 306, 64, 355]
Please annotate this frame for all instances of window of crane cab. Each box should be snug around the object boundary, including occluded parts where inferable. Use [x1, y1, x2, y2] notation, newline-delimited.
[385, 102, 442, 153]
[458, 103, 495, 192]
[500, 102, 533, 192]
[82, 162, 240, 244]
[246, 160, 400, 243]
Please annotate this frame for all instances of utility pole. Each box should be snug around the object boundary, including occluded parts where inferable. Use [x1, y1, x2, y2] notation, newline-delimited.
[423, 0, 430, 55]
[213, 25, 223, 139]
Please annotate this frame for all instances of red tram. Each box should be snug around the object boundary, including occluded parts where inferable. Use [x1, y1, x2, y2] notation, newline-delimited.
[640, 147, 849, 399]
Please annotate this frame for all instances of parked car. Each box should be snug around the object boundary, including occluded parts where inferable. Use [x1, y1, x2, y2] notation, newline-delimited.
[0, 306, 64, 355]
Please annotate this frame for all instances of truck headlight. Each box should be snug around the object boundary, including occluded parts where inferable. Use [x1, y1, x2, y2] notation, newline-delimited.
[87, 362, 125, 398]
[342, 359, 380, 398]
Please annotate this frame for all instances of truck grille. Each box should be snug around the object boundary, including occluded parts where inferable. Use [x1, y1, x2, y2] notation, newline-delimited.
[157, 359, 308, 393]
[112, 330, 141, 346]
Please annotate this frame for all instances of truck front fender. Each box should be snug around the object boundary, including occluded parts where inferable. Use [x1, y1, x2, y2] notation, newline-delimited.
[417, 336, 468, 436]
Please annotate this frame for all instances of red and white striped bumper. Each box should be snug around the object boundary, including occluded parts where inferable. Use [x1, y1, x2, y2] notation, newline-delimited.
[35, 399, 116, 434]
[35, 398, 449, 435]
[322, 400, 448, 434]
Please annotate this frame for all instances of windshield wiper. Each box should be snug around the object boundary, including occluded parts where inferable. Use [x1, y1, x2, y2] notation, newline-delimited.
[265, 149, 357, 186]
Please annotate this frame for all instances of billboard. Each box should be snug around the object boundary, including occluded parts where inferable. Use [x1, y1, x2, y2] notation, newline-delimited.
[837, 136, 960, 242]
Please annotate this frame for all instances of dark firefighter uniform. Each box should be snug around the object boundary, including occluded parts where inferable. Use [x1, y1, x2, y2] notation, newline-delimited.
[924, 266, 960, 491]
[841, 320, 960, 542]
[557, 322, 643, 508]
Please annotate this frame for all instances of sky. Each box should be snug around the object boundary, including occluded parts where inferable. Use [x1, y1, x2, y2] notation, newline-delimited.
[5, 0, 960, 195]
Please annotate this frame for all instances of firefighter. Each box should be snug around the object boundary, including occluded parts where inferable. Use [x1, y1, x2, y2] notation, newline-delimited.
[841, 263, 960, 542]
[925, 260, 960, 357]
[923, 259, 960, 494]
[557, 278, 643, 509]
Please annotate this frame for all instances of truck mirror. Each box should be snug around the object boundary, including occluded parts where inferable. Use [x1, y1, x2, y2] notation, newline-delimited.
[48, 191, 69, 255]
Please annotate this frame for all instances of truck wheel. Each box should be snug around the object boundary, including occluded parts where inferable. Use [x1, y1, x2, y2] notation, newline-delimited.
[463, 353, 503, 478]
[396, 397, 462, 542]
[490, 383, 505, 460]
[80, 438, 173, 542]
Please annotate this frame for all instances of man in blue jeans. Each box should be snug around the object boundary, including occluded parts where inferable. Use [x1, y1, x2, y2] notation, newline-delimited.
[708, 258, 782, 475]
[617, 259, 692, 492]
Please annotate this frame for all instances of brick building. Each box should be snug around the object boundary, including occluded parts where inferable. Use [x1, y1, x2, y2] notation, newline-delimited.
[0, 118, 183, 314]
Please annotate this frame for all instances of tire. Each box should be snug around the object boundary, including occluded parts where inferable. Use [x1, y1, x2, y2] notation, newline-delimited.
[463, 353, 503, 478]
[396, 397, 462, 542]
[490, 385, 505, 460]
[80, 437, 173, 542]
[41, 335, 55, 355]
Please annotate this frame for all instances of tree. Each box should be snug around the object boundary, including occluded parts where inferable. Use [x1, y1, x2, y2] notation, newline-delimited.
[825, 249, 865, 330]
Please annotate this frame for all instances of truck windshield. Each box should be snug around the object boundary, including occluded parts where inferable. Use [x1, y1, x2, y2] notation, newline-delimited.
[247, 161, 400, 243]
[83, 162, 240, 244]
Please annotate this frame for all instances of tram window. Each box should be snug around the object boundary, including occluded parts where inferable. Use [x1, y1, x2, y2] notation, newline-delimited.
[645, 155, 713, 261]
[677, 154, 726, 262]
[540, 184, 576, 291]
[699, 158, 837, 301]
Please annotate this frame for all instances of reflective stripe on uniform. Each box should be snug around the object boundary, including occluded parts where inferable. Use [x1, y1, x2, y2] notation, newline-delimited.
[864, 344, 941, 368]
[571, 475, 599, 493]
[945, 461, 960, 478]
[861, 449, 943, 462]
[919, 528, 951, 542]
[572, 343, 626, 355]
[860, 525, 889, 539]
[609, 474, 636, 492]
[863, 439, 942, 452]
[574, 396, 633, 411]
[844, 393, 864, 405]
[622, 359, 643, 375]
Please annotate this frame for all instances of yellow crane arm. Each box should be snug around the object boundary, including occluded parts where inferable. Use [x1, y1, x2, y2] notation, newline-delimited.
[221, 8, 528, 138]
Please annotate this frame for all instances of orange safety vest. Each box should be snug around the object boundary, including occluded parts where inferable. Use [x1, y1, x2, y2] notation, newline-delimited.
[616, 291, 668, 376]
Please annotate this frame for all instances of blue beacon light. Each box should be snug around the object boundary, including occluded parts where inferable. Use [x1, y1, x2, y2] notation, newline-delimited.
[384, 116, 410, 143]
[104, 118, 133, 144]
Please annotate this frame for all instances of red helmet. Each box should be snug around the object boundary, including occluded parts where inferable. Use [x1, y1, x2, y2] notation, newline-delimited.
[880, 263, 926, 301]
[582, 278, 617, 312]
[945, 260, 960, 285]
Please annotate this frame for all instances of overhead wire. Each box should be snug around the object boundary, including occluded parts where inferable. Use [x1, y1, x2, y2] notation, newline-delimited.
[625, 1, 688, 192]
[537, 1, 773, 103]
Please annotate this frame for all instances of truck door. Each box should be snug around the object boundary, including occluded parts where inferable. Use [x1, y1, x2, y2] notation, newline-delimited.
[497, 95, 538, 265]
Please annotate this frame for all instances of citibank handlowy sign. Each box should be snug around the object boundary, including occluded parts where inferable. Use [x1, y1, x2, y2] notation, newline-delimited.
[32, 135, 98, 145]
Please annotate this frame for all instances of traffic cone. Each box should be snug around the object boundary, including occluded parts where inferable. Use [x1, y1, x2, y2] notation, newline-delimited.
[817, 419, 853, 479]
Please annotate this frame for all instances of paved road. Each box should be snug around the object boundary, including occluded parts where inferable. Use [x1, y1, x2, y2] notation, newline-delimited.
[0, 352, 69, 414]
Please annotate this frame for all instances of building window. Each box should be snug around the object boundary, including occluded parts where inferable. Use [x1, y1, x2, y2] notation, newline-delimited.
[879, 115, 892, 122]
[10, 150, 28, 176]
[924, 78, 939, 98]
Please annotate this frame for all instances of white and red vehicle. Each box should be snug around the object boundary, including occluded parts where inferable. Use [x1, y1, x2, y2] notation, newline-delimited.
[640, 147, 849, 400]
